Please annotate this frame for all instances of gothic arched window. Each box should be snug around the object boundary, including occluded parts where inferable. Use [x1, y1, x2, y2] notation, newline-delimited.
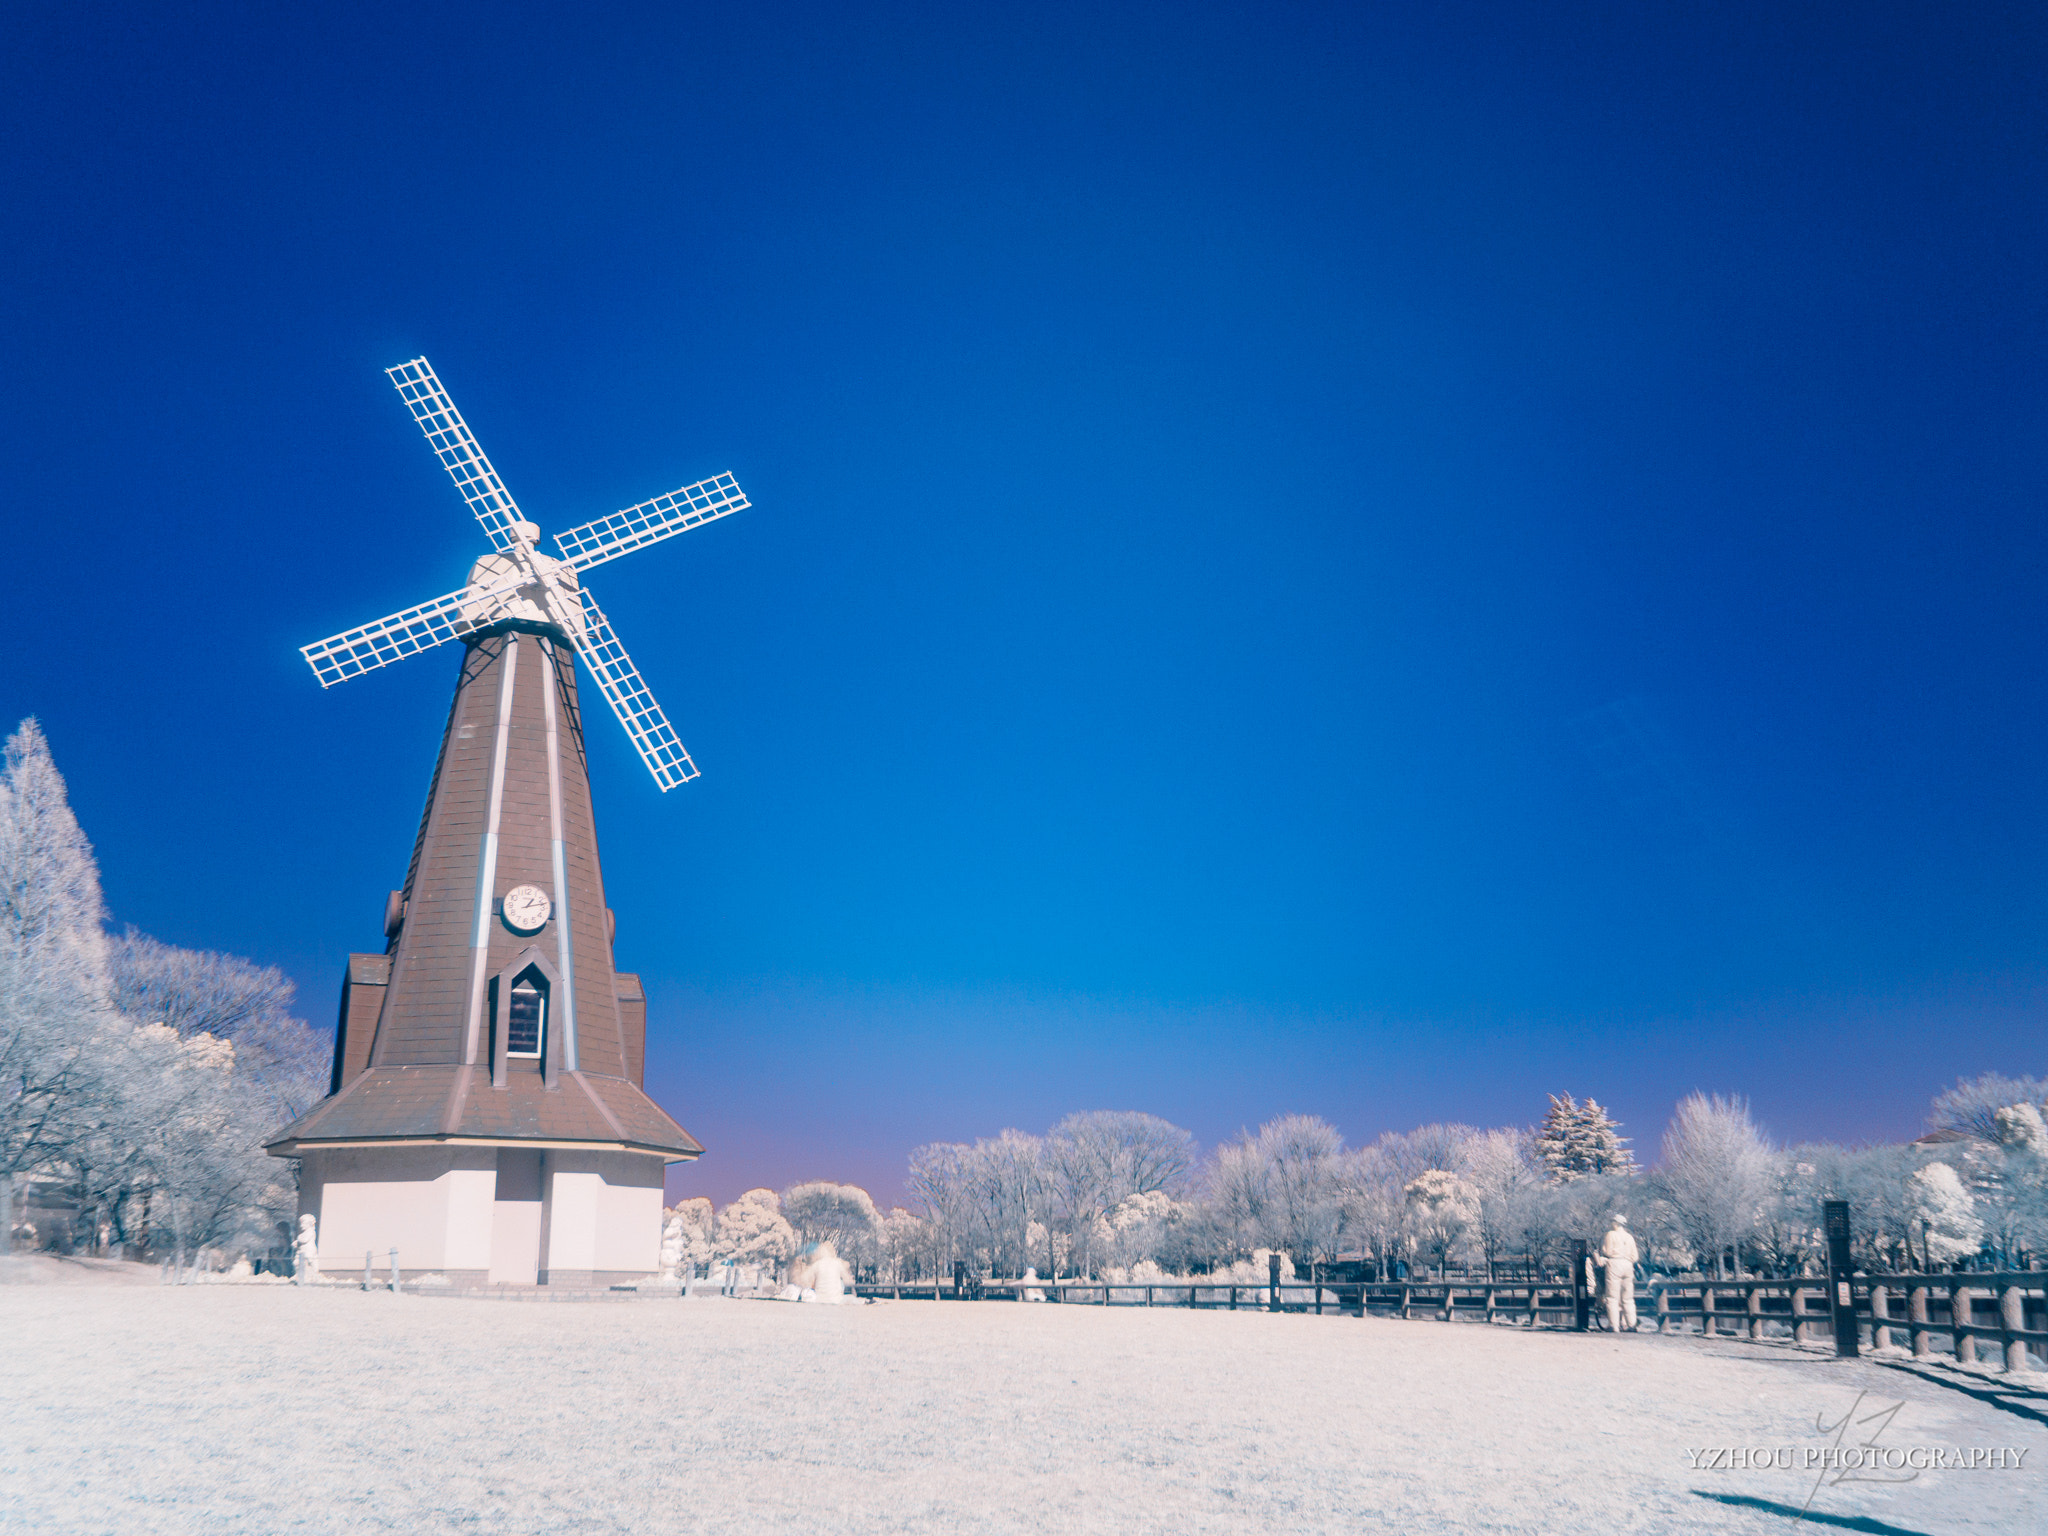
[506, 968, 547, 1058]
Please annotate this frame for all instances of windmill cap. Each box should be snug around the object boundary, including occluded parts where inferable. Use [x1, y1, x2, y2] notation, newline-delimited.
[509, 518, 542, 544]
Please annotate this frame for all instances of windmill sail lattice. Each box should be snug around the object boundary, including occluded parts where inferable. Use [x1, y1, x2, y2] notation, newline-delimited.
[300, 356, 748, 790]
[386, 358, 530, 552]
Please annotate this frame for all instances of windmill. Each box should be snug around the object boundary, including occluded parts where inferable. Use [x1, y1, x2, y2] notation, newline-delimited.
[266, 357, 748, 1289]
[301, 356, 749, 790]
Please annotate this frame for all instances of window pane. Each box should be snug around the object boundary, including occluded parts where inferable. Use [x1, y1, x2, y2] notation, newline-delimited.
[508, 979, 544, 1056]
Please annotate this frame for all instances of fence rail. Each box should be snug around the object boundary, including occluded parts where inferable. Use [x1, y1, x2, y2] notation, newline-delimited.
[850, 1271, 2048, 1373]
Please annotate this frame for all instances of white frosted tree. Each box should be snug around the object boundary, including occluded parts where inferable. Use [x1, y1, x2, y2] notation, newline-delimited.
[1907, 1162, 1985, 1266]
[660, 1197, 714, 1279]
[1927, 1072, 2048, 1144]
[1464, 1128, 1557, 1275]
[117, 1024, 290, 1274]
[781, 1180, 881, 1269]
[1404, 1168, 1479, 1278]
[1535, 1093, 1637, 1182]
[1655, 1093, 1774, 1278]
[962, 1129, 1045, 1276]
[906, 1140, 973, 1273]
[108, 930, 328, 1128]
[1205, 1136, 1272, 1264]
[1040, 1110, 1197, 1277]
[875, 1206, 929, 1283]
[1335, 1143, 1404, 1276]
[712, 1188, 796, 1272]
[1255, 1114, 1344, 1265]
[0, 719, 112, 1252]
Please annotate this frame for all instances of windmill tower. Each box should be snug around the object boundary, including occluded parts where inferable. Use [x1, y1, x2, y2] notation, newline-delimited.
[266, 358, 750, 1287]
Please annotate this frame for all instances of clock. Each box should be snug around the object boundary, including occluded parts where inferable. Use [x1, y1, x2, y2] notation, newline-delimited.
[501, 884, 552, 933]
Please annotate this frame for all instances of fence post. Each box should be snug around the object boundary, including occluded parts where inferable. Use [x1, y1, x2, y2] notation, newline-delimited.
[2001, 1284, 2028, 1373]
[1656, 1285, 1670, 1334]
[1268, 1252, 1281, 1313]
[953, 1260, 966, 1300]
[1228, 1285, 1237, 1311]
[1870, 1283, 1890, 1352]
[388, 1248, 401, 1294]
[1954, 1284, 1977, 1364]
[1823, 1200, 1859, 1358]
[1909, 1282, 1930, 1358]
[1791, 1284, 1810, 1343]
[1701, 1285, 1716, 1339]
[363, 1250, 373, 1292]
[1748, 1282, 1764, 1342]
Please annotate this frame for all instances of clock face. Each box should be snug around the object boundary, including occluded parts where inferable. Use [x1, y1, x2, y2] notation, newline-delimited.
[501, 884, 552, 932]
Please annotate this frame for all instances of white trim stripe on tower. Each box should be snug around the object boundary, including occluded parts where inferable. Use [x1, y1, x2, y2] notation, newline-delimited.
[463, 635, 521, 1066]
[540, 638, 580, 1071]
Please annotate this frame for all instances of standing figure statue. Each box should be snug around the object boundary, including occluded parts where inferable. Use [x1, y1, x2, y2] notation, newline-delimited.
[292, 1214, 320, 1285]
[1598, 1214, 1639, 1333]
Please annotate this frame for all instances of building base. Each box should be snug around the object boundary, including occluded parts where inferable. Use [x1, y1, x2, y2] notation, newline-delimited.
[299, 1143, 665, 1285]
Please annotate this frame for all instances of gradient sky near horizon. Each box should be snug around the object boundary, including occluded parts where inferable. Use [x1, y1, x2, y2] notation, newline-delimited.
[5, 1, 2045, 1206]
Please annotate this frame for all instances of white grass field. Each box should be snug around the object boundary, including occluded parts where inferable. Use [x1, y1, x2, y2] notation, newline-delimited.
[2, 1266, 2042, 1534]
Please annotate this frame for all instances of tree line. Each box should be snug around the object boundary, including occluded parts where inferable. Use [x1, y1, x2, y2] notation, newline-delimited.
[0, 720, 328, 1269]
[668, 1084, 2048, 1285]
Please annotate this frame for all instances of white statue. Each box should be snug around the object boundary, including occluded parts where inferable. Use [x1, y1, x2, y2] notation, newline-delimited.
[1597, 1214, 1639, 1332]
[658, 1209, 685, 1283]
[292, 1214, 320, 1285]
[786, 1241, 855, 1303]
[1021, 1266, 1047, 1302]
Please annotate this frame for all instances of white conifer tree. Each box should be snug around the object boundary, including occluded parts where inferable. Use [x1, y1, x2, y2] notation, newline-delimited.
[0, 719, 112, 1253]
[1577, 1098, 1637, 1177]
[1536, 1093, 1636, 1182]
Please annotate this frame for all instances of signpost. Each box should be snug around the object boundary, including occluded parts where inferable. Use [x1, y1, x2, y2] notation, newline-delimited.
[1571, 1238, 1591, 1331]
[1824, 1199, 1859, 1358]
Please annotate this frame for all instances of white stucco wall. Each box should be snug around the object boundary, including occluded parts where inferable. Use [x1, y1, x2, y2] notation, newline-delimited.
[302, 1146, 497, 1273]
[541, 1150, 664, 1276]
[299, 1144, 664, 1282]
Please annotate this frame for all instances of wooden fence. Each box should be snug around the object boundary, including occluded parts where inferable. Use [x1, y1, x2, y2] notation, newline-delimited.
[850, 1271, 2048, 1372]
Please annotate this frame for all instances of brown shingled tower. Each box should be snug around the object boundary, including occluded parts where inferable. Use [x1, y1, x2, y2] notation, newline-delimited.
[269, 355, 750, 1288]
[269, 624, 704, 1285]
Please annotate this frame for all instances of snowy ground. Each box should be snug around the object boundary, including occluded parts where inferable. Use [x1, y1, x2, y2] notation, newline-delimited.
[3, 1270, 2043, 1534]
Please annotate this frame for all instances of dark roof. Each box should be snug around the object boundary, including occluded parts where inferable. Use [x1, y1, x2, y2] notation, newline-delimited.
[266, 1065, 704, 1160]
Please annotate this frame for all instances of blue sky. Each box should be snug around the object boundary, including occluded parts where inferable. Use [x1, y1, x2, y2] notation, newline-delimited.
[4, 1, 2044, 1204]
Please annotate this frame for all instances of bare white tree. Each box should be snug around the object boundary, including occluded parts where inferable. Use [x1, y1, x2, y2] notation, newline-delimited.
[1655, 1093, 1774, 1278]
[1255, 1115, 1344, 1265]
[781, 1180, 881, 1269]
[1040, 1111, 1196, 1277]
[108, 931, 328, 1127]
[1928, 1072, 2048, 1144]
[906, 1140, 973, 1273]
[1463, 1128, 1554, 1275]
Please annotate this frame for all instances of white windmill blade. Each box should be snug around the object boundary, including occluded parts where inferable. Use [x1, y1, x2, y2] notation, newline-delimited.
[576, 589, 699, 791]
[386, 357, 527, 552]
[551, 473, 749, 572]
[300, 568, 530, 687]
